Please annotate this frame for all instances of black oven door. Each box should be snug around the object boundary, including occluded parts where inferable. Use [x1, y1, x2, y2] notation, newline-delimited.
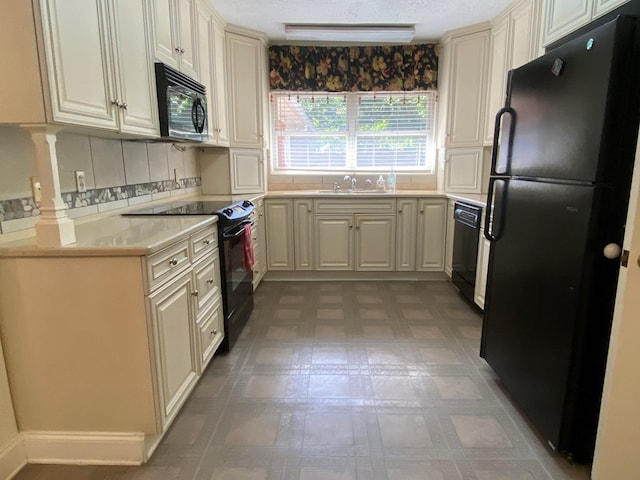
[221, 221, 254, 321]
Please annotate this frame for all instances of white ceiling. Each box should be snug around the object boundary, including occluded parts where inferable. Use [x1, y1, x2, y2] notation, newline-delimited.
[208, 0, 513, 43]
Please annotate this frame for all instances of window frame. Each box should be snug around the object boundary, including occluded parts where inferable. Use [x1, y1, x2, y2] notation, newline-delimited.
[269, 91, 438, 175]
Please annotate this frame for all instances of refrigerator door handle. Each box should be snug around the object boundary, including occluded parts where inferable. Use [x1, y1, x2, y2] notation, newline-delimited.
[490, 107, 515, 176]
[484, 177, 506, 242]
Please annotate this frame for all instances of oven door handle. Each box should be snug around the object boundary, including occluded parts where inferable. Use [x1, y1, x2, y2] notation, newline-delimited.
[223, 220, 252, 240]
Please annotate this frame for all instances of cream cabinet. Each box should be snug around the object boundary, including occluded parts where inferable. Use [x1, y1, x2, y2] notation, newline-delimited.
[355, 215, 396, 271]
[474, 231, 491, 309]
[194, 3, 229, 146]
[444, 200, 456, 277]
[443, 29, 491, 148]
[35, 0, 158, 134]
[294, 199, 314, 270]
[250, 198, 267, 289]
[315, 215, 354, 270]
[542, 0, 629, 46]
[231, 149, 265, 194]
[199, 148, 265, 195]
[444, 147, 484, 193]
[484, 0, 540, 144]
[151, 0, 198, 79]
[226, 31, 266, 148]
[265, 199, 294, 270]
[0, 221, 223, 462]
[416, 199, 447, 271]
[396, 198, 418, 271]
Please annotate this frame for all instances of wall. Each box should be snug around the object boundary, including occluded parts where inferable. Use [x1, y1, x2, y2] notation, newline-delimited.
[267, 172, 437, 191]
[0, 126, 201, 236]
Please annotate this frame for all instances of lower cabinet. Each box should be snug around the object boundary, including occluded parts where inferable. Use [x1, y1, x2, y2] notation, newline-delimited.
[147, 269, 199, 429]
[474, 230, 491, 309]
[315, 215, 353, 270]
[265, 199, 295, 270]
[417, 199, 448, 271]
[355, 214, 396, 271]
[294, 199, 314, 270]
[396, 199, 418, 271]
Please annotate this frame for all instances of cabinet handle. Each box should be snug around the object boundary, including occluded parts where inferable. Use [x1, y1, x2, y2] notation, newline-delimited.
[169, 258, 178, 266]
[203, 239, 211, 245]
[206, 278, 214, 284]
[398, 210, 402, 214]
[192, 290, 199, 297]
[211, 329, 217, 335]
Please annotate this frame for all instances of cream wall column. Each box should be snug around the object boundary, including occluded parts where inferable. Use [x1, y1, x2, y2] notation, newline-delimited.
[23, 125, 76, 246]
[592, 136, 640, 478]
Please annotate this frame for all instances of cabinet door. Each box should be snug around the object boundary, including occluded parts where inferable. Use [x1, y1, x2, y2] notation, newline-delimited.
[510, 0, 538, 69]
[542, 0, 592, 46]
[192, 253, 221, 318]
[593, 0, 630, 18]
[444, 200, 456, 277]
[195, 3, 215, 143]
[230, 149, 265, 193]
[176, 0, 198, 79]
[197, 297, 223, 371]
[417, 199, 447, 271]
[109, 0, 158, 136]
[484, 17, 510, 145]
[396, 199, 417, 271]
[444, 147, 484, 193]
[151, 0, 179, 69]
[148, 270, 198, 428]
[265, 200, 294, 270]
[446, 30, 490, 147]
[212, 19, 230, 146]
[315, 215, 353, 270]
[226, 32, 264, 148]
[41, 0, 117, 129]
[474, 232, 491, 309]
[294, 199, 314, 270]
[355, 215, 396, 271]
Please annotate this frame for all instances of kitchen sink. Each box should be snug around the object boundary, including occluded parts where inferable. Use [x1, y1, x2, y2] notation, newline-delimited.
[314, 189, 392, 194]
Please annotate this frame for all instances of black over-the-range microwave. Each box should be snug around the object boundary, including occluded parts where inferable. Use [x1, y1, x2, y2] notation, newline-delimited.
[155, 62, 208, 142]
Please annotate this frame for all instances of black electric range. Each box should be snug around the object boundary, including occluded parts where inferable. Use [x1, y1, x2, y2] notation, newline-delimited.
[123, 199, 255, 352]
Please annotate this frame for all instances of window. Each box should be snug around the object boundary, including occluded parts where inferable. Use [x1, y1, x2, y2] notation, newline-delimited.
[271, 91, 436, 173]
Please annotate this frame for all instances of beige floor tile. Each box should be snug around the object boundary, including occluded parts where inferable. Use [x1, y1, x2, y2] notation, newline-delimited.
[303, 413, 353, 446]
[361, 325, 394, 338]
[254, 346, 297, 365]
[317, 308, 345, 320]
[378, 414, 433, 447]
[450, 415, 513, 448]
[308, 375, 351, 398]
[242, 375, 291, 398]
[279, 295, 305, 304]
[299, 468, 356, 480]
[359, 308, 389, 320]
[274, 308, 302, 320]
[401, 308, 435, 320]
[409, 325, 446, 339]
[210, 467, 269, 480]
[371, 376, 419, 399]
[387, 468, 445, 480]
[416, 347, 463, 365]
[319, 294, 344, 304]
[432, 376, 483, 400]
[265, 325, 299, 340]
[224, 413, 281, 446]
[314, 325, 347, 338]
[356, 294, 383, 304]
[312, 346, 349, 364]
[366, 347, 409, 365]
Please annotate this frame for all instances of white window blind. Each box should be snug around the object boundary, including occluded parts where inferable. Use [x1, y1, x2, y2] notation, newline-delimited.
[271, 91, 436, 172]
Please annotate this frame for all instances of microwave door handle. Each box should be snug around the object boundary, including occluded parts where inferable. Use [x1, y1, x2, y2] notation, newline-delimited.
[192, 98, 206, 133]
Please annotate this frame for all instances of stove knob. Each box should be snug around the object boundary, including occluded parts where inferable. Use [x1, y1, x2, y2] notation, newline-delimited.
[243, 200, 254, 207]
[223, 208, 233, 216]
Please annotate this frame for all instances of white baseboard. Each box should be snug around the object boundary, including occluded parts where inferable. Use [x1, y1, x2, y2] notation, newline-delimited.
[0, 436, 27, 480]
[22, 431, 146, 466]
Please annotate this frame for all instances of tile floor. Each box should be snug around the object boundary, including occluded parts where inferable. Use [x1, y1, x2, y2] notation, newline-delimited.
[14, 281, 591, 480]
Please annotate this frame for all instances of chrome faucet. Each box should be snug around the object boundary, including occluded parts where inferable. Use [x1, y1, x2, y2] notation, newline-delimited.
[365, 179, 372, 190]
[343, 175, 356, 191]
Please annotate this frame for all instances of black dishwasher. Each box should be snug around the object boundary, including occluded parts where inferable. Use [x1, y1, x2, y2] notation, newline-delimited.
[451, 202, 482, 305]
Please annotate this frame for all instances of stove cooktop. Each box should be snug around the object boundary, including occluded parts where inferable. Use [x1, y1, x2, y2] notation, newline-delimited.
[122, 200, 254, 223]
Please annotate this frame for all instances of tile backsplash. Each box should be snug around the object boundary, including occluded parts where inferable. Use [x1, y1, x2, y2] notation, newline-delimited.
[0, 126, 201, 235]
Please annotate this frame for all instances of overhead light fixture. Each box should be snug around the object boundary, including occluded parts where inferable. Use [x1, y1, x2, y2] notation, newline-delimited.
[284, 24, 415, 43]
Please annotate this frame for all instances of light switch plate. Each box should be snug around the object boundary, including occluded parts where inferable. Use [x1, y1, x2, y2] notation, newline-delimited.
[30, 176, 41, 203]
[75, 171, 87, 192]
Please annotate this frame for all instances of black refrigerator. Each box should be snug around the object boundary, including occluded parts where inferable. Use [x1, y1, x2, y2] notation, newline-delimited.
[481, 15, 640, 463]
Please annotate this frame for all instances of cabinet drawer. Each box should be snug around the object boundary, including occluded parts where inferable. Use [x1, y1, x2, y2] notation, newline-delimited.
[198, 298, 224, 370]
[193, 253, 221, 318]
[146, 240, 191, 291]
[190, 225, 218, 262]
[314, 198, 397, 214]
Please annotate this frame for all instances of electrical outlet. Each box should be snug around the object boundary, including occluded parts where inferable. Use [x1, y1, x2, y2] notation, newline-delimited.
[75, 171, 87, 192]
[31, 176, 41, 203]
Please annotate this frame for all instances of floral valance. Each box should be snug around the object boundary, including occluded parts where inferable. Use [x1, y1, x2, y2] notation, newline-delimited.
[268, 44, 438, 92]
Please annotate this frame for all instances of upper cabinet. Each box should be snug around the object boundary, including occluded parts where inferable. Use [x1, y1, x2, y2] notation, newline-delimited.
[226, 30, 267, 148]
[542, 0, 630, 46]
[38, 0, 158, 135]
[484, 0, 541, 144]
[151, 0, 198, 79]
[194, 2, 229, 146]
[442, 28, 491, 148]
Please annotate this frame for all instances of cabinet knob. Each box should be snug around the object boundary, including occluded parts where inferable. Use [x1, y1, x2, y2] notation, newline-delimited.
[174, 47, 181, 53]
[169, 258, 178, 266]
[192, 290, 199, 297]
[120, 102, 128, 110]
[206, 278, 214, 284]
[180, 48, 185, 54]
[111, 99, 120, 107]
[211, 329, 217, 335]
[203, 239, 211, 245]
